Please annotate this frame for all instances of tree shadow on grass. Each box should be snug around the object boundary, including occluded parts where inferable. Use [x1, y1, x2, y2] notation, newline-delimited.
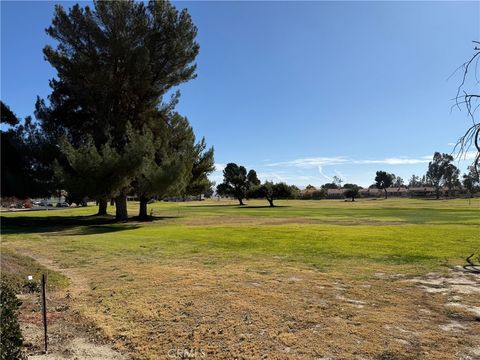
[1, 215, 143, 235]
[189, 204, 291, 209]
[186, 204, 243, 208]
[130, 215, 178, 222]
[240, 205, 291, 209]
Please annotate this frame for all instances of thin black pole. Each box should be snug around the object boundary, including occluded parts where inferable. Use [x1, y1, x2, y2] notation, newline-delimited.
[41, 274, 48, 353]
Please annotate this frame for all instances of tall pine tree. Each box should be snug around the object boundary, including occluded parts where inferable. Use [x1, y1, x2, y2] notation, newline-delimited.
[36, 0, 200, 220]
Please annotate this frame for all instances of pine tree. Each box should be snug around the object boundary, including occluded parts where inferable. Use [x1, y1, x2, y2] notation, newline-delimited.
[184, 138, 215, 198]
[36, 1, 200, 220]
[134, 112, 195, 219]
[57, 124, 154, 219]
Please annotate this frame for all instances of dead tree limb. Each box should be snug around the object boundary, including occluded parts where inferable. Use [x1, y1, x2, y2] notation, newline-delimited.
[453, 41, 480, 180]
[463, 253, 480, 274]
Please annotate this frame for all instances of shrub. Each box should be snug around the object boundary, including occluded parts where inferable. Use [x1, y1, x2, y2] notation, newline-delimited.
[0, 281, 24, 360]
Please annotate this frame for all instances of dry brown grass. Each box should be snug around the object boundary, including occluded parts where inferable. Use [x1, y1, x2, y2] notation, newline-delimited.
[24, 256, 479, 360]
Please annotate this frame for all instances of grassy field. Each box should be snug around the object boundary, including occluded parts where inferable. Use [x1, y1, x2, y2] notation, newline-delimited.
[1, 198, 480, 359]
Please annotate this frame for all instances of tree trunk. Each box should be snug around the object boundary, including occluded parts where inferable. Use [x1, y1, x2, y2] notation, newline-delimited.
[238, 198, 244, 205]
[114, 193, 128, 221]
[138, 196, 148, 220]
[384, 188, 388, 199]
[436, 186, 440, 200]
[97, 198, 107, 215]
[267, 198, 274, 207]
[351, 197, 355, 202]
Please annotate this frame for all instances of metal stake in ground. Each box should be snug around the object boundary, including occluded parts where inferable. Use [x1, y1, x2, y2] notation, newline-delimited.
[41, 274, 48, 353]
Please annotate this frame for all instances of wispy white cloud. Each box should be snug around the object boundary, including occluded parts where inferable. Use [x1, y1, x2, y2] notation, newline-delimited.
[352, 157, 430, 165]
[267, 155, 434, 167]
[266, 156, 347, 168]
[257, 171, 315, 184]
[317, 166, 332, 181]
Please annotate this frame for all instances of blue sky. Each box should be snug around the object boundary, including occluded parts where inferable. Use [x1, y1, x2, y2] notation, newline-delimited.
[1, 1, 479, 187]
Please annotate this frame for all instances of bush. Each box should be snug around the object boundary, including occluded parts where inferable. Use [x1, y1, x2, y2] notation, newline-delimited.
[0, 281, 24, 360]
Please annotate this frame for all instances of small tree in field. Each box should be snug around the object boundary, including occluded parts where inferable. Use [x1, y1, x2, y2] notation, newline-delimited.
[344, 186, 359, 202]
[249, 181, 294, 207]
[216, 163, 256, 205]
[426, 152, 457, 199]
[375, 171, 395, 198]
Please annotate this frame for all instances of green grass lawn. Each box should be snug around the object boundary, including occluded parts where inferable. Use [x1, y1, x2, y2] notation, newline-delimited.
[2, 198, 479, 273]
[2, 198, 479, 359]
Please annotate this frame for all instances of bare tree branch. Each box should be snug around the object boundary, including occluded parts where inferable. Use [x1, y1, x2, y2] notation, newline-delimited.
[453, 41, 480, 180]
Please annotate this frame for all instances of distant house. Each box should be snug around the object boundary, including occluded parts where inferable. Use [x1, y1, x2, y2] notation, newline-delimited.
[408, 187, 440, 197]
[313, 186, 449, 200]
[359, 188, 383, 198]
[325, 189, 346, 199]
[300, 188, 325, 200]
[163, 195, 205, 202]
[386, 187, 409, 197]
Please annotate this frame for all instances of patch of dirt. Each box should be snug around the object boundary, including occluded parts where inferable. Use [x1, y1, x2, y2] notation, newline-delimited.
[28, 338, 124, 360]
[405, 267, 480, 359]
[15, 266, 125, 359]
[407, 269, 480, 295]
[18, 289, 125, 359]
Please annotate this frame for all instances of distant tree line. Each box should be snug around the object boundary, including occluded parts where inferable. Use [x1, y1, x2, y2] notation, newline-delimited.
[214, 150, 479, 205]
[366, 152, 478, 200]
[370, 152, 479, 199]
[397, 152, 478, 199]
[1, 1, 215, 220]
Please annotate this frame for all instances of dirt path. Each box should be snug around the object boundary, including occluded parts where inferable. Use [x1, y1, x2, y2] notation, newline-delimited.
[20, 250, 90, 295]
[16, 253, 125, 360]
